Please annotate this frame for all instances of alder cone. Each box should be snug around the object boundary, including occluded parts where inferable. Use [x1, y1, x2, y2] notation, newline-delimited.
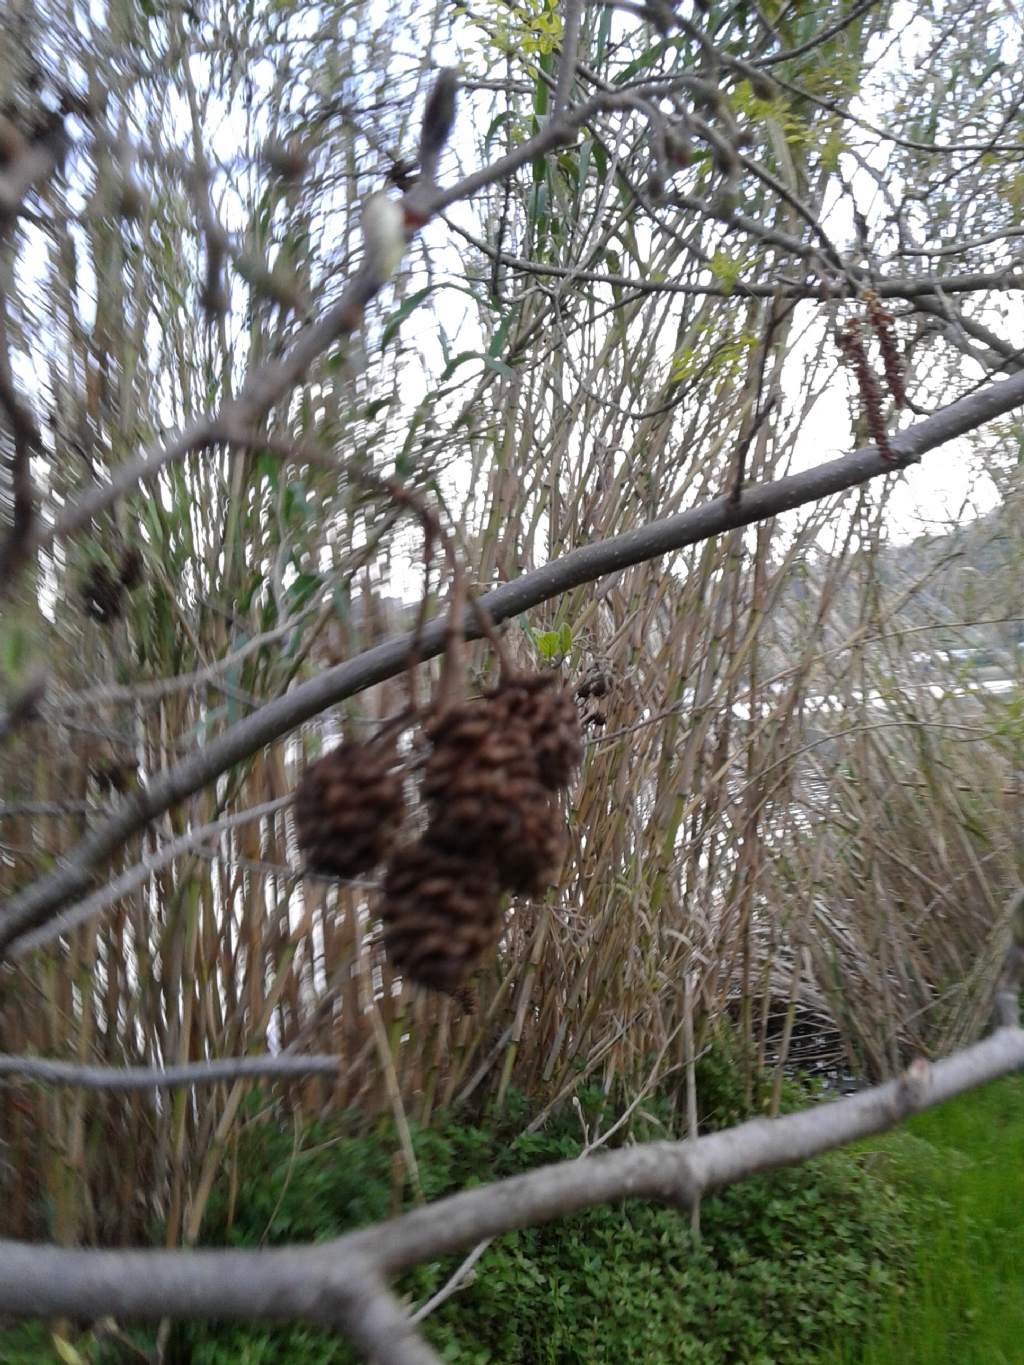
[451, 983, 478, 1016]
[380, 840, 502, 992]
[423, 704, 534, 844]
[496, 798, 567, 895]
[423, 702, 563, 891]
[293, 741, 404, 879]
[490, 672, 583, 790]
[81, 563, 123, 623]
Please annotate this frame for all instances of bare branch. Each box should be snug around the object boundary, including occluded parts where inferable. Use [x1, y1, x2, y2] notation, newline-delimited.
[54, 614, 318, 710]
[339, 1271, 446, 1365]
[15, 255, 381, 584]
[6, 797, 292, 957]
[447, 217, 1024, 303]
[0, 983, 1020, 1335]
[552, 0, 585, 116]
[758, 0, 883, 67]
[0, 1244, 441, 1362]
[0, 1052, 343, 1090]
[3, 366, 1024, 950]
[3, 59, 1015, 607]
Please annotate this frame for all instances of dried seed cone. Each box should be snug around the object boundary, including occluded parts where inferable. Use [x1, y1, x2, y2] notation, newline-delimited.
[423, 698, 537, 868]
[294, 741, 404, 879]
[451, 984, 478, 1015]
[380, 840, 502, 992]
[491, 672, 583, 790]
[82, 563, 123, 623]
[422, 703, 556, 888]
[424, 703, 536, 809]
[497, 798, 567, 895]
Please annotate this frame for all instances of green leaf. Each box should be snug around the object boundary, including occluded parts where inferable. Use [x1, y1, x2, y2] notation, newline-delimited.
[256, 450, 281, 489]
[535, 630, 561, 659]
[558, 621, 573, 654]
[481, 355, 515, 379]
[2, 623, 29, 678]
[283, 480, 310, 525]
[287, 572, 322, 611]
[487, 305, 519, 358]
[380, 286, 433, 349]
[439, 351, 515, 383]
[614, 39, 672, 85]
[439, 350, 480, 382]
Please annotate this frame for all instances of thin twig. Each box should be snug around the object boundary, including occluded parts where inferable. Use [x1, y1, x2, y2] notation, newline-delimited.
[0, 1052, 344, 1090]
[7, 797, 292, 957]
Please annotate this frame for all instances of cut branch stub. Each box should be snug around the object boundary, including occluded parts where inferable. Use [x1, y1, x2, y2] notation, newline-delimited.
[294, 739, 405, 879]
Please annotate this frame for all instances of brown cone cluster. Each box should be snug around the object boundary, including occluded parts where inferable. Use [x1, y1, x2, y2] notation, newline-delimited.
[576, 663, 614, 730]
[293, 740, 405, 879]
[489, 671, 583, 790]
[119, 546, 145, 590]
[378, 672, 580, 992]
[293, 668, 582, 996]
[81, 548, 146, 624]
[421, 674, 577, 893]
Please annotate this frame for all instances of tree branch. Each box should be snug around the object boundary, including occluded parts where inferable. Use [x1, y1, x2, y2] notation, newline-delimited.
[3, 366, 1024, 951]
[446, 213, 1022, 303]
[5, 81, 676, 600]
[5, 796, 292, 957]
[0, 1052, 344, 1090]
[552, 0, 585, 116]
[0, 968, 1020, 1343]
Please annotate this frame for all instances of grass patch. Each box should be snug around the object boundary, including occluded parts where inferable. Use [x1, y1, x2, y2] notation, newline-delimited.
[831, 1072, 1024, 1365]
